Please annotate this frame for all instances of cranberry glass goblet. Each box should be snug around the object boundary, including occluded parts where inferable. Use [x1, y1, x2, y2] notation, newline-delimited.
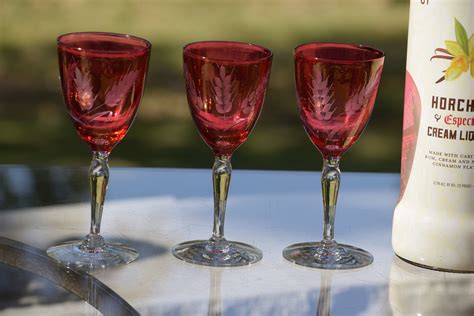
[283, 43, 384, 269]
[172, 41, 272, 267]
[47, 32, 151, 270]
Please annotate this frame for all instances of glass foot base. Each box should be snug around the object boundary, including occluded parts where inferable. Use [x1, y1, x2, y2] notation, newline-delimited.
[47, 239, 139, 271]
[283, 241, 373, 270]
[172, 239, 262, 267]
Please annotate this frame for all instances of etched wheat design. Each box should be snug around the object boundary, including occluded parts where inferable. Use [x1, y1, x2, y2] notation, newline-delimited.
[241, 78, 266, 116]
[309, 67, 335, 121]
[241, 90, 257, 116]
[185, 70, 204, 110]
[73, 66, 96, 111]
[345, 68, 381, 116]
[71, 65, 140, 125]
[104, 69, 139, 109]
[212, 66, 234, 114]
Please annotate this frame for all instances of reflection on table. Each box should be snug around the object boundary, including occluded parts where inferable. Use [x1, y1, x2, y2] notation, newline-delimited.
[0, 166, 472, 315]
[389, 256, 474, 316]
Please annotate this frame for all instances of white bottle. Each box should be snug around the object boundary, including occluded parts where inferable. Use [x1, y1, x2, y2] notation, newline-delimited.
[392, 0, 473, 272]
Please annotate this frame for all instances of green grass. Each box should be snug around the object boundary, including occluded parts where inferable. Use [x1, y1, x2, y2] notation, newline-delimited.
[0, 0, 409, 171]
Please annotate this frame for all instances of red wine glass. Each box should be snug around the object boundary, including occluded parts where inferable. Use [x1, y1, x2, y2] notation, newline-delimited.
[283, 43, 384, 269]
[172, 41, 272, 267]
[47, 32, 151, 270]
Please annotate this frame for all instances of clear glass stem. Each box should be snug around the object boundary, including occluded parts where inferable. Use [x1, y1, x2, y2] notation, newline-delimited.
[282, 157, 372, 269]
[83, 151, 110, 250]
[211, 155, 232, 242]
[321, 157, 341, 246]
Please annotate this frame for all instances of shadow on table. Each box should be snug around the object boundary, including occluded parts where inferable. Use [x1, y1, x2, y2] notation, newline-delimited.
[0, 263, 80, 311]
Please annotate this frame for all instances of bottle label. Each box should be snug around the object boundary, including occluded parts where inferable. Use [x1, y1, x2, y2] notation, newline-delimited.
[402, 0, 473, 205]
[394, 0, 474, 271]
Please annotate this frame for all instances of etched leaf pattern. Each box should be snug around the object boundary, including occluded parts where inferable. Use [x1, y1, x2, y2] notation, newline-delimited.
[241, 91, 256, 116]
[345, 88, 367, 117]
[212, 66, 234, 114]
[309, 67, 335, 121]
[241, 80, 265, 116]
[345, 68, 381, 116]
[104, 69, 139, 108]
[73, 66, 96, 111]
[185, 70, 203, 109]
[71, 65, 139, 124]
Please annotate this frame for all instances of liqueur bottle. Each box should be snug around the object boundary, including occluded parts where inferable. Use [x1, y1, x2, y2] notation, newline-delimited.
[392, 0, 473, 272]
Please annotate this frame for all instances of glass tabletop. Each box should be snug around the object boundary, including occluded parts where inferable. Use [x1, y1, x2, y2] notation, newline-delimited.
[0, 166, 472, 315]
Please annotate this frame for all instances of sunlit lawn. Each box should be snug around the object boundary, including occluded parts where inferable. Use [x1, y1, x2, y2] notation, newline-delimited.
[0, 0, 408, 171]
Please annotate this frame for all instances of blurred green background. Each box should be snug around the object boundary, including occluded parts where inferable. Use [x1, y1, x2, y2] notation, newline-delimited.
[0, 0, 408, 172]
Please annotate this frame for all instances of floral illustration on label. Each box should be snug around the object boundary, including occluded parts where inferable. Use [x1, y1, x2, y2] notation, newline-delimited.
[431, 18, 474, 83]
